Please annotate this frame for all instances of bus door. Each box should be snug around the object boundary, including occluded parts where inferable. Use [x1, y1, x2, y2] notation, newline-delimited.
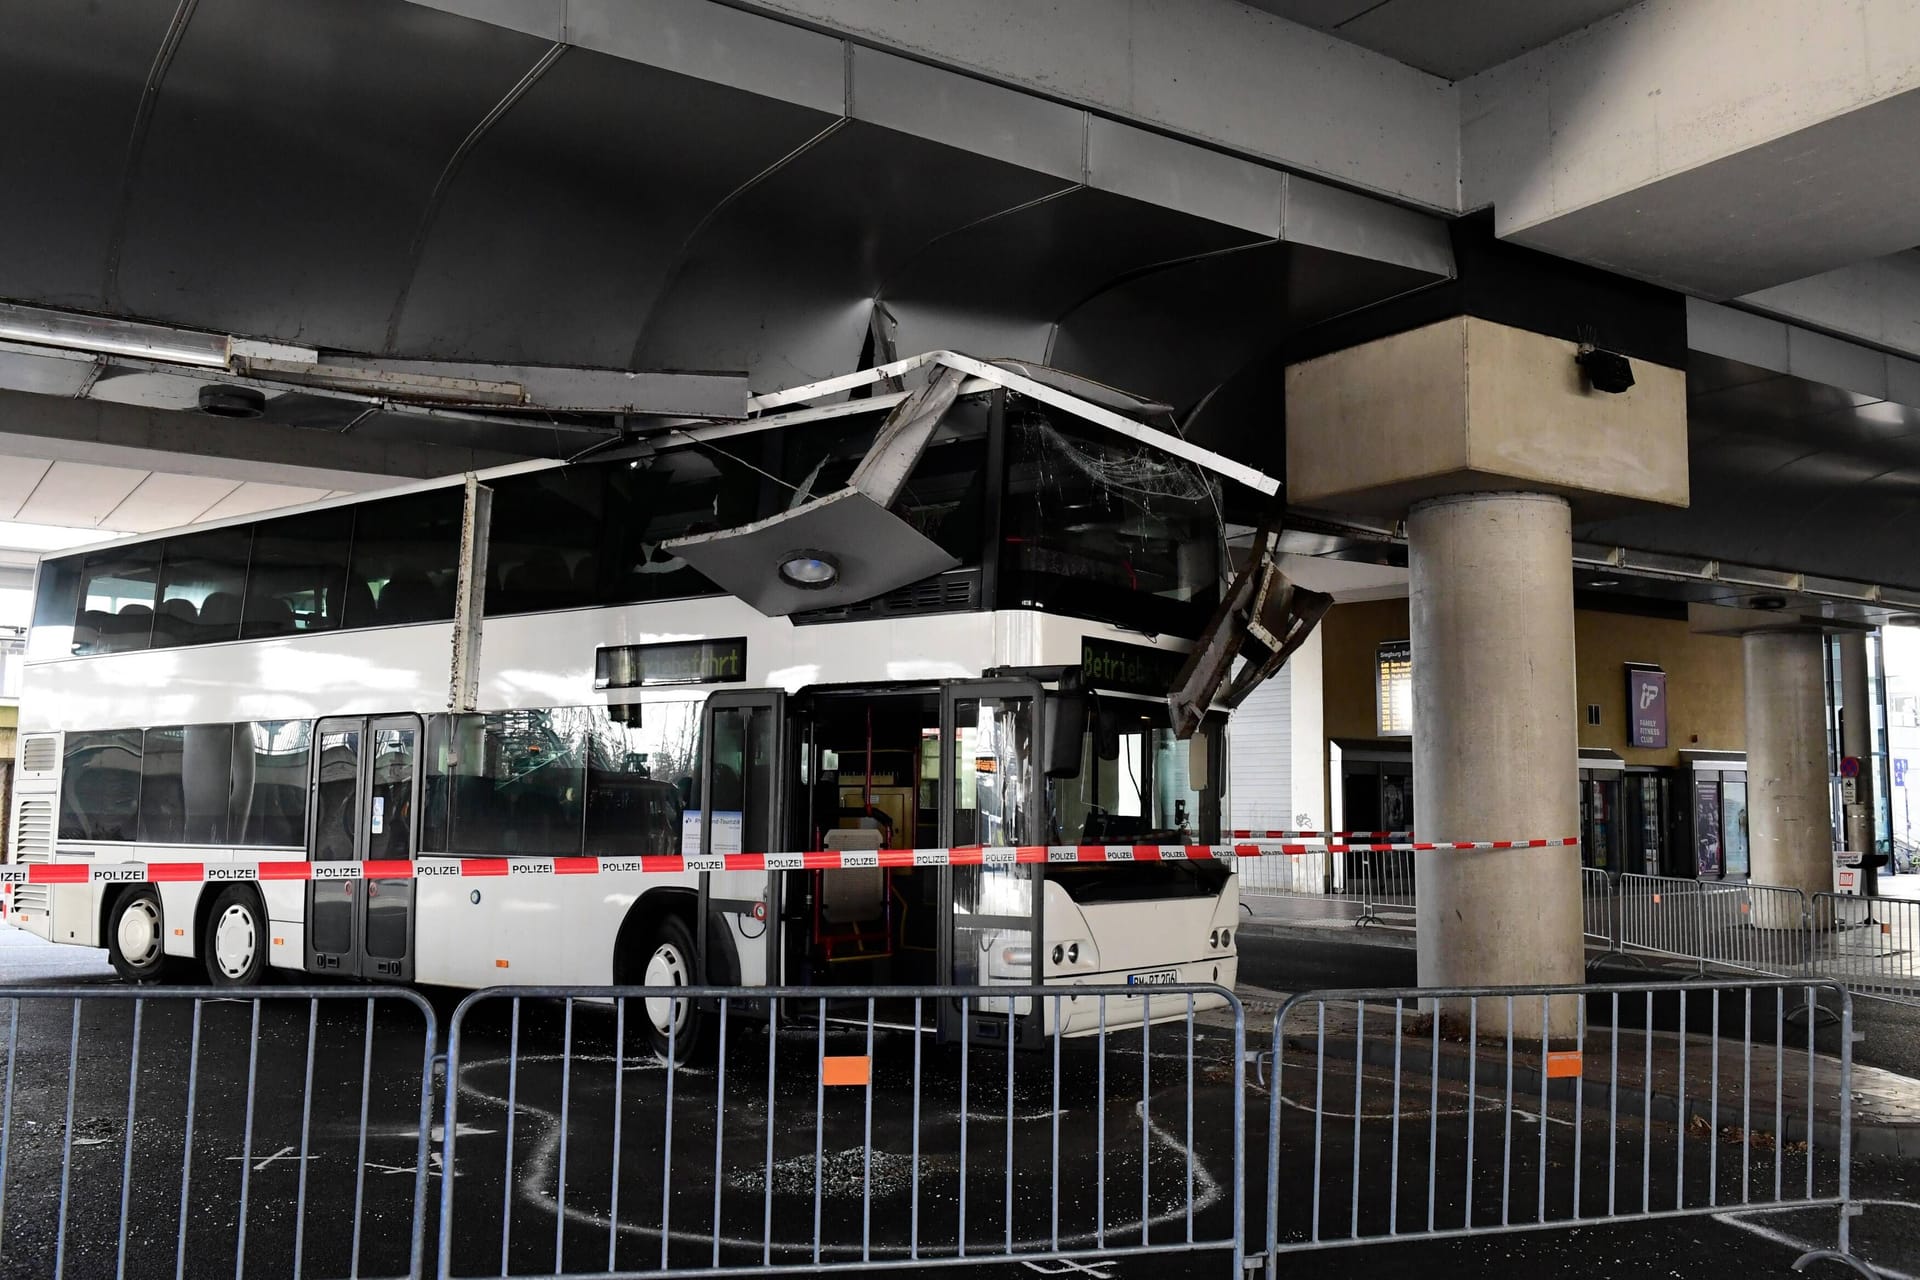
[697, 690, 786, 988]
[937, 678, 1045, 1044]
[306, 714, 421, 980]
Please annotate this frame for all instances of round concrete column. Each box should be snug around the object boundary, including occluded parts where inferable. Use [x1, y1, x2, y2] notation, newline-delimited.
[1744, 629, 1831, 926]
[1408, 493, 1584, 1033]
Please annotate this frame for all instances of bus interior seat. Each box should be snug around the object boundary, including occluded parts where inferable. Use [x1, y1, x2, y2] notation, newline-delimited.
[244, 594, 297, 636]
[153, 596, 198, 645]
[74, 609, 108, 652]
[376, 574, 437, 624]
[198, 591, 241, 630]
[104, 603, 153, 648]
[341, 578, 376, 629]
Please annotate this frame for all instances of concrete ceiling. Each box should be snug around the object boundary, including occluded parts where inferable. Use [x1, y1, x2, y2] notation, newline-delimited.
[1241, 0, 1637, 79]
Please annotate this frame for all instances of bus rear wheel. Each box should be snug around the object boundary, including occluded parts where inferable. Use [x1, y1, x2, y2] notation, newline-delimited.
[107, 888, 167, 984]
[203, 887, 268, 987]
[636, 914, 706, 1064]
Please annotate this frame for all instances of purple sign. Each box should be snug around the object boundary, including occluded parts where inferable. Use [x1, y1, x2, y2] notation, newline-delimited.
[1628, 667, 1667, 749]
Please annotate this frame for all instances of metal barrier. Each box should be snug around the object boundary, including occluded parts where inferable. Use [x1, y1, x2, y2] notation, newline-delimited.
[1234, 842, 1417, 930]
[1262, 978, 1873, 1277]
[1582, 867, 1612, 946]
[437, 983, 1246, 1278]
[1808, 892, 1920, 1008]
[0, 984, 438, 1280]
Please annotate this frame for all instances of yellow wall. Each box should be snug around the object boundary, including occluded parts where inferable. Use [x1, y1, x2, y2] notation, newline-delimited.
[1319, 598, 1746, 767]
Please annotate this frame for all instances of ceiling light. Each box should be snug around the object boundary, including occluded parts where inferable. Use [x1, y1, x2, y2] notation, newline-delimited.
[1587, 578, 1620, 588]
[777, 550, 839, 590]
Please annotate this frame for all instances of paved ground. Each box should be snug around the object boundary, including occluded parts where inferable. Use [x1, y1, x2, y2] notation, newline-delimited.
[0, 924, 1912, 1278]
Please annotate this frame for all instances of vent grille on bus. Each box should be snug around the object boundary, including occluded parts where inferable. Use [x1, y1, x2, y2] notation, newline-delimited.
[19, 735, 55, 775]
[12, 798, 52, 915]
[791, 569, 980, 626]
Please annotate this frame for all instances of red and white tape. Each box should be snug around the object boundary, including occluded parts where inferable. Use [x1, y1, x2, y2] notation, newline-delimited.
[1231, 830, 1413, 840]
[0, 838, 1581, 885]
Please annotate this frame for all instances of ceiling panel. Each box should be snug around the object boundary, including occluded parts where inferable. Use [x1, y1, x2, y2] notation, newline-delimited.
[111, 0, 548, 350]
[16, 461, 149, 527]
[194, 482, 334, 523]
[0, 0, 180, 309]
[1577, 352, 1920, 593]
[0, 459, 54, 521]
[103, 473, 243, 533]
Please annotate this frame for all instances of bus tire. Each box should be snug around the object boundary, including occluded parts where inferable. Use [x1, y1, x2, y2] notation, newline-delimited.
[107, 888, 168, 984]
[636, 912, 706, 1064]
[202, 886, 268, 987]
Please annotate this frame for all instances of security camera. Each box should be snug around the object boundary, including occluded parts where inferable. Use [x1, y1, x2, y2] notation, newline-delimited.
[1575, 345, 1635, 394]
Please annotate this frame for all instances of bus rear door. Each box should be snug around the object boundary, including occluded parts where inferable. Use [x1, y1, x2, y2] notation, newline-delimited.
[306, 714, 421, 980]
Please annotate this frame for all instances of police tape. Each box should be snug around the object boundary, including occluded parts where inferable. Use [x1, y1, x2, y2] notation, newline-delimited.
[0, 838, 1581, 885]
[1231, 830, 1414, 840]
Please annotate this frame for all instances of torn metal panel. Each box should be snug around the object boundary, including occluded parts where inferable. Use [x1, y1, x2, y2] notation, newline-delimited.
[1169, 522, 1332, 738]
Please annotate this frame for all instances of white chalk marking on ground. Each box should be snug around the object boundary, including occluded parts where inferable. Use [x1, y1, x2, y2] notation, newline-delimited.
[1712, 1198, 1920, 1280]
[224, 1144, 314, 1172]
[449, 1050, 1226, 1259]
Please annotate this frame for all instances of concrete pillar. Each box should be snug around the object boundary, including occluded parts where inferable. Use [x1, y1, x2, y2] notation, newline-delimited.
[1408, 492, 1584, 1032]
[1743, 630, 1831, 927]
[1838, 632, 1877, 890]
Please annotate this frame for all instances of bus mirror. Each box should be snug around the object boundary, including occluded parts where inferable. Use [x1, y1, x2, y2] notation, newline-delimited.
[1188, 734, 1210, 792]
[1045, 685, 1088, 779]
[1095, 706, 1120, 761]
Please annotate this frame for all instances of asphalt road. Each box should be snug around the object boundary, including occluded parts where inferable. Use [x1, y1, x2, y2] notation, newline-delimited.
[0, 926, 1911, 1279]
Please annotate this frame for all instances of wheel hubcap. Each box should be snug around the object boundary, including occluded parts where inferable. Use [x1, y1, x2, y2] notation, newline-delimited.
[213, 903, 256, 980]
[116, 900, 161, 969]
[643, 942, 690, 1039]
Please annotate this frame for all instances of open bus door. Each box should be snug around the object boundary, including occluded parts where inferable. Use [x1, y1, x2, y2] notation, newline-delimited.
[937, 677, 1046, 1045]
[696, 689, 787, 992]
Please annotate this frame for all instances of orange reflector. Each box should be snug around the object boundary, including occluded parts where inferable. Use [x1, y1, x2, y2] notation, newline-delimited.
[1740, 902, 1750, 914]
[174, 928, 186, 937]
[271, 936, 284, 947]
[1546, 1051, 1583, 1079]
[1883, 923, 1894, 936]
[495, 959, 510, 968]
[1652, 894, 1661, 904]
[822, 1056, 871, 1087]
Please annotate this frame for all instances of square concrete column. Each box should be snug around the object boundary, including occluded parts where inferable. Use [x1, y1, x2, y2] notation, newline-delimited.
[1408, 492, 1585, 1025]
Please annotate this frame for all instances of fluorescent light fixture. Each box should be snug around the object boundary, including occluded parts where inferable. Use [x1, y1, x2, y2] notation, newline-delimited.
[0, 521, 134, 552]
[0, 301, 232, 368]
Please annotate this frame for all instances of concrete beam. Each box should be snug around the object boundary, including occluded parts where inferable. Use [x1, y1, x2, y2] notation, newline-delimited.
[406, 0, 1461, 211]
[0, 390, 522, 489]
[1737, 251, 1920, 363]
[1463, 0, 1920, 298]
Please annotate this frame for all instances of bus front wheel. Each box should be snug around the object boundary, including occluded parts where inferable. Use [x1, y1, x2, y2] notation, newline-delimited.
[107, 888, 168, 984]
[636, 913, 706, 1064]
[203, 887, 268, 987]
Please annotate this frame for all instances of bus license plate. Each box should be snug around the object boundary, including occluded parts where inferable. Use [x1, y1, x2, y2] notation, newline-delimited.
[1128, 969, 1179, 985]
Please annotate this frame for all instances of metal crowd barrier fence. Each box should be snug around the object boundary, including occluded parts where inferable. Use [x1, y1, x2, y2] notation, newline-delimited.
[1582, 867, 1613, 946]
[436, 983, 1246, 1278]
[1262, 978, 1872, 1277]
[0, 984, 437, 1280]
[1808, 892, 1920, 1008]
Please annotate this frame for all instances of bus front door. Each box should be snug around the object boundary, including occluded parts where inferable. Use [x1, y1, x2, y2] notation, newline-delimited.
[937, 678, 1045, 1044]
[306, 714, 421, 980]
[697, 690, 786, 990]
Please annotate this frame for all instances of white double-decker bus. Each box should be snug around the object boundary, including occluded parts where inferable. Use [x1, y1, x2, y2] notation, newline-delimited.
[8, 354, 1299, 1050]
